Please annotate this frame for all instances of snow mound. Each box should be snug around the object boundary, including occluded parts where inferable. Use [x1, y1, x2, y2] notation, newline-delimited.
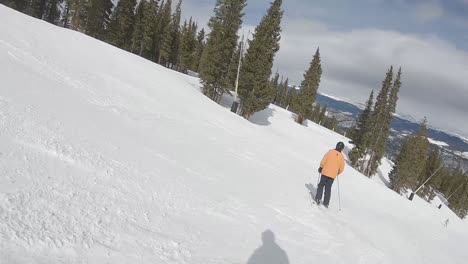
[1, 6, 467, 264]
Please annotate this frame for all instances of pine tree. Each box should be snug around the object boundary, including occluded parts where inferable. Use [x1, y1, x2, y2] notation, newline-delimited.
[168, 0, 182, 68]
[310, 103, 321, 122]
[107, 0, 137, 50]
[350, 90, 374, 146]
[130, 0, 157, 57]
[25, 0, 62, 23]
[2, 0, 29, 11]
[352, 66, 402, 177]
[349, 90, 374, 166]
[179, 18, 198, 72]
[131, 0, 146, 53]
[284, 80, 295, 109]
[178, 20, 190, 70]
[362, 66, 394, 175]
[271, 72, 281, 105]
[43, 0, 62, 23]
[86, 0, 113, 39]
[27, 0, 47, 18]
[418, 147, 444, 201]
[291, 48, 322, 124]
[198, 0, 247, 101]
[277, 77, 289, 108]
[367, 67, 402, 174]
[440, 165, 461, 195]
[153, 0, 172, 63]
[192, 28, 205, 71]
[159, 0, 178, 66]
[224, 40, 243, 91]
[61, 1, 71, 28]
[238, 0, 283, 119]
[68, 0, 88, 31]
[188, 20, 199, 70]
[389, 118, 429, 193]
[318, 105, 327, 125]
[440, 166, 468, 218]
[159, 21, 173, 66]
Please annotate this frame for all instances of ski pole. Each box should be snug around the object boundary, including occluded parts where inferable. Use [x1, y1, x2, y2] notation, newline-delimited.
[337, 175, 342, 211]
[317, 173, 321, 186]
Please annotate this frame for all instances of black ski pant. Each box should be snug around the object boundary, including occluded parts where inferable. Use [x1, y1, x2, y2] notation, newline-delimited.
[315, 175, 334, 206]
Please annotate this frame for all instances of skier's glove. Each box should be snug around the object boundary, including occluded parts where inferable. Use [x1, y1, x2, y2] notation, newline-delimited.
[318, 167, 323, 173]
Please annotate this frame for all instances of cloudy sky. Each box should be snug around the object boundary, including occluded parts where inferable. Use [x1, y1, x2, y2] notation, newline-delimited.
[181, 0, 468, 139]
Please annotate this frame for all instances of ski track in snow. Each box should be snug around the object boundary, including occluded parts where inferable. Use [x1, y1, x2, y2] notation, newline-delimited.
[1, 5, 468, 264]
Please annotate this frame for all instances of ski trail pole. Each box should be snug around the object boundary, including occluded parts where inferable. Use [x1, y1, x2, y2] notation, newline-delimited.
[337, 175, 342, 211]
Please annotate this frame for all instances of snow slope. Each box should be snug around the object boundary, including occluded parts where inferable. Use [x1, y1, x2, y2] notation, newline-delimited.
[1, 6, 467, 264]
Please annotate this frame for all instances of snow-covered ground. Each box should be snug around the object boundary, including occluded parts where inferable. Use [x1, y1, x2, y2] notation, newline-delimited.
[1, 5, 468, 264]
[318, 92, 347, 103]
[428, 138, 449, 147]
[455, 151, 468, 160]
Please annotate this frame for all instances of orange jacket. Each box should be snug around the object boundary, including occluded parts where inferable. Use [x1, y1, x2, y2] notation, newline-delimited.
[320, 149, 345, 179]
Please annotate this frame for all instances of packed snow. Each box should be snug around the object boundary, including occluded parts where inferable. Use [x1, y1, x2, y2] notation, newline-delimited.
[455, 151, 468, 160]
[427, 138, 449, 147]
[1, 5, 468, 264]
[318, 92, 347, 103]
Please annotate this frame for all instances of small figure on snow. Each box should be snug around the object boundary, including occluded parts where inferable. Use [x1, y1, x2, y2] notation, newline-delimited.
[444, 218, 449, 227]
[315, 142, 346, 208]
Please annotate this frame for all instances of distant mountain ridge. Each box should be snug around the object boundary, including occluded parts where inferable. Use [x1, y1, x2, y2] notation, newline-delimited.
[315, 93, 468, 162]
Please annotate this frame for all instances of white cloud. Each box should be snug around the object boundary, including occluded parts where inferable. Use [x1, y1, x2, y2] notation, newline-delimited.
[273, 17, 468, 137]
[415, 2, 444, 23]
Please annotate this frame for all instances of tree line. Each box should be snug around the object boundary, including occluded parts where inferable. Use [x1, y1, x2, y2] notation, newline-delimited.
[3, 0, 207, 73]
[197, 0, 329, 128]
[388, 119, 468, 218]
[348, 68, 468, 218]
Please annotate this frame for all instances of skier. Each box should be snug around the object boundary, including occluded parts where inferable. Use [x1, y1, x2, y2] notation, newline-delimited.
[315, 142, 346, 208]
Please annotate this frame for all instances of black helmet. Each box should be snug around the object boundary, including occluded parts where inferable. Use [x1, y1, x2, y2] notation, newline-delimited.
[336, 142, 345, 152]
